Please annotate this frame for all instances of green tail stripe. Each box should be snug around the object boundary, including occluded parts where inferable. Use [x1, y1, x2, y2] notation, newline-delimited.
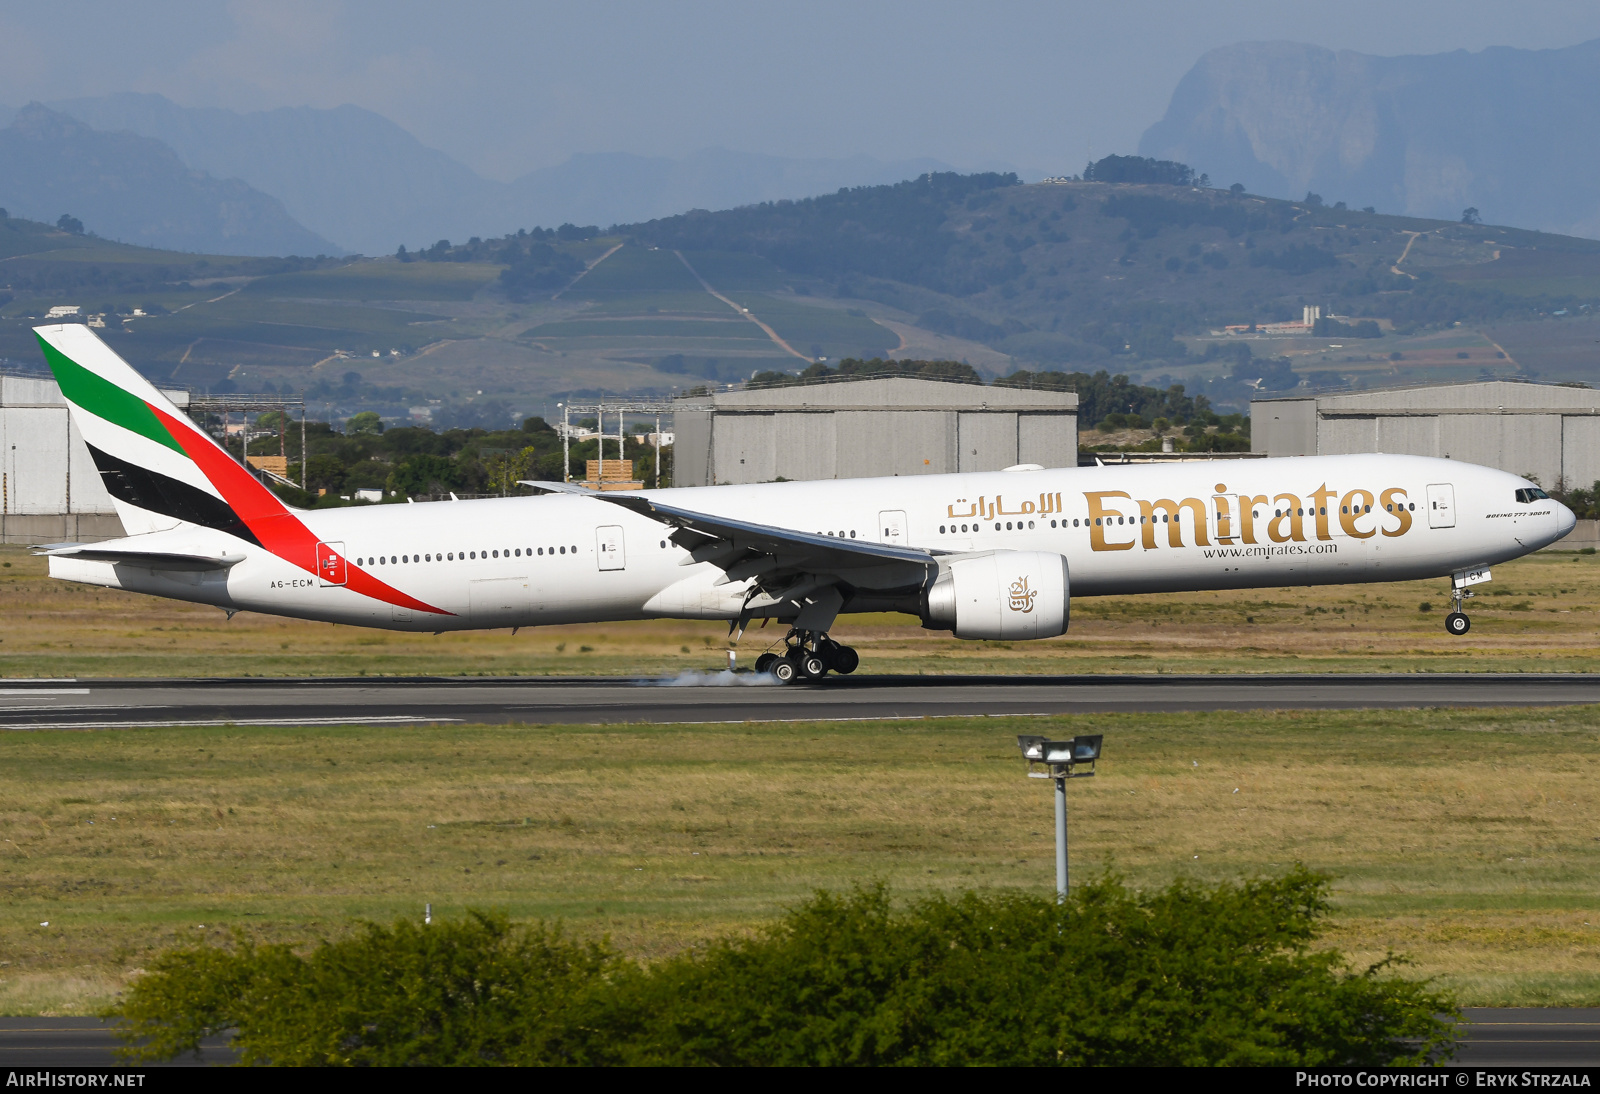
[35, 334, 185, 456]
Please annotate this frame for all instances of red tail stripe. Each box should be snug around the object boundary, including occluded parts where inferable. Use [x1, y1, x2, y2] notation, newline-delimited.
[148, 404, 450, 616]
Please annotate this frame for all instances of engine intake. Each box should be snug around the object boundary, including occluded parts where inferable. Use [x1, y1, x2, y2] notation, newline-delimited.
[921, 551, 1069, 640]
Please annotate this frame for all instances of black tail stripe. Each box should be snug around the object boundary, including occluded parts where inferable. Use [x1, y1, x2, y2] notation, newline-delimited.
[86, 443, 262, 547]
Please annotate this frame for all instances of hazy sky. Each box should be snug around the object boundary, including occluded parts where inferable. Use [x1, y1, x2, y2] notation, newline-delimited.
[5, 1, 1600, 181]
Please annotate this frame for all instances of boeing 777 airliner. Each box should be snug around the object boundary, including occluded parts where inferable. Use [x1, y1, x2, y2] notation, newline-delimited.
[29, 324, 1577, 682]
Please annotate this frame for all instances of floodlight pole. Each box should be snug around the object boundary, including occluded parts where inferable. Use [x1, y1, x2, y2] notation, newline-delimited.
[1017, 734, 1102, 905]
[1054, 772, 1068, 902]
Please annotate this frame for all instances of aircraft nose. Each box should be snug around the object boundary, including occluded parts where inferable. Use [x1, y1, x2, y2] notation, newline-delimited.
[1557, 501, 1577, 540]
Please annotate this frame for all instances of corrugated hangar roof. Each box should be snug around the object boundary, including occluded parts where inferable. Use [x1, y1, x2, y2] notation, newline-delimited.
[1255, 379, 1600, 413]
[692, 376, 1079, 413]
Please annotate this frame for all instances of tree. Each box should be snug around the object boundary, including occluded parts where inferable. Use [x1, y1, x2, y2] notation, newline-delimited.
[56, 214, 84, 235]
[389, 454, 458, 497]
[1461, 207, 1482, 225]
[1304, 192, 1324, 208]
[1229, 183, 1245, 196]
[1083, 155, 1196, 186]
[347, 411, 383, 434]
[482, 447, 538, 496]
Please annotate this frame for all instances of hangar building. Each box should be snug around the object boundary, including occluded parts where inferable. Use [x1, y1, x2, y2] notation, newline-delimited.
[0, 373, 130, 544]
[673, 376, 1079, 488]
[1252, 380, 1600, 490]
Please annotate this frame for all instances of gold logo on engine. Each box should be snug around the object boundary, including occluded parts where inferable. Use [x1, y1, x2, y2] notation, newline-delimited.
[1008, 576, 1036, 613]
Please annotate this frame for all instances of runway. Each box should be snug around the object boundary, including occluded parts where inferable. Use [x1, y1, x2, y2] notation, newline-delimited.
[0, 671, 1597, 729]
[2, 1010, 1596, 1066]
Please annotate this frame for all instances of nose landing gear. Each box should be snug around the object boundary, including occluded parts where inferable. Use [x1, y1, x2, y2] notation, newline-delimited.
[753, 630, 860, 683]
[1445, 586, 1473, 635]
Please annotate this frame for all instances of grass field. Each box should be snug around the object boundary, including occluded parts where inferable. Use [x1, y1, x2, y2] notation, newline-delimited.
[678, 250, 789, 290]
[4, 705, 1600, 1015]
[727, 292, 900, 359]
[523, 318, 769, 341]
[240, 262, 502, 302]
[0, 545, 1595, 679]
[568, 246, 702, 295]
[4, 545, 1600, 1014]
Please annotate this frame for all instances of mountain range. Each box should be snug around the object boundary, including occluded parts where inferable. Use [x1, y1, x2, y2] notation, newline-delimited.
[0, 104, 337, 257]
[0, 93, 951, 256]
[1140, 38, 1600, 239]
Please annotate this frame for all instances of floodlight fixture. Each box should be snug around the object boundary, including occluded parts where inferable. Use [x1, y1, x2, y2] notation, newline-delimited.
[1016, 734, 1104, 902]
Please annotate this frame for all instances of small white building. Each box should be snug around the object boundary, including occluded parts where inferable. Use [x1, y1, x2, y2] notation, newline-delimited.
[45, 305, 81, 319]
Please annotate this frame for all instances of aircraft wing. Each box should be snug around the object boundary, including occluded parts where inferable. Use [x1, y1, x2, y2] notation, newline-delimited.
[36, 544, 246, 571]
[519, 480, 940, 572]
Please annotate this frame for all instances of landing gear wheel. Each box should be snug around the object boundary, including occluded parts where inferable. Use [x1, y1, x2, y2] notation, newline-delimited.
[770, 658, 797, 683]
[829, 645, 860, 675]
[1445, 612, 1471, 636]
[754, 652, 777, 674]
[801, 654, 828, 679]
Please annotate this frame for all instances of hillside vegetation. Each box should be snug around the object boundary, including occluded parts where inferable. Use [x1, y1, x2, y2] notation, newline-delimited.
[6, 167, 1600, 421]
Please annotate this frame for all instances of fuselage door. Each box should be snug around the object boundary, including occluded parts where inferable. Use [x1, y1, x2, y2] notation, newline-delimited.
[1210, 495, 1244, 544]
[1426, 484, 1456, 529]
[596, 525, 625, 571]
[879, 510, 906, 544]
[317, 541, 347, 587]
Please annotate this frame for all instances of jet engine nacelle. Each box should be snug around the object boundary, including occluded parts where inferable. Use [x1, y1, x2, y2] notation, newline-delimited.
[920, 551, 1069, 640]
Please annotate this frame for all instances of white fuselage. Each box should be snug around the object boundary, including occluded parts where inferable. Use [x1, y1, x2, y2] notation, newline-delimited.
[47, 453, 1574, 632]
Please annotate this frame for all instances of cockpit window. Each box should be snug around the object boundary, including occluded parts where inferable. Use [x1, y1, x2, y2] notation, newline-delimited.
[1514, 487, 1550, 503]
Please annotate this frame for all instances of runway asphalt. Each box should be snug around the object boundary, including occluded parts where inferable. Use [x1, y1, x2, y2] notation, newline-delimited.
[2, 1009, 1596, 1066]
[0, 671, 1597, 729]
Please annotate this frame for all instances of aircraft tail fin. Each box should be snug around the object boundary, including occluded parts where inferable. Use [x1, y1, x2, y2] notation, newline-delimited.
[32, 323, 293, 545]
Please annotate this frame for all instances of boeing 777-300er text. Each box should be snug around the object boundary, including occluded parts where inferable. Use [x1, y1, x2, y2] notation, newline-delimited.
[27, 324, 1578, 681]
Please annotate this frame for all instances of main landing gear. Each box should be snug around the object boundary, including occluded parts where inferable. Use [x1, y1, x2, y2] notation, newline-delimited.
[754, 630, 860, 684]
[1445, 586, 1473, 636]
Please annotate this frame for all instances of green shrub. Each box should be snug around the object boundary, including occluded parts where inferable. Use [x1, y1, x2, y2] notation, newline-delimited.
[110, 869, 1456, 1067]
[112, 913, 622, 1066]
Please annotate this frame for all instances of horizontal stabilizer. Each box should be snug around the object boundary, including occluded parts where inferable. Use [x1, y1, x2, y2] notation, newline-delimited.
[36, 544, 246, 571]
